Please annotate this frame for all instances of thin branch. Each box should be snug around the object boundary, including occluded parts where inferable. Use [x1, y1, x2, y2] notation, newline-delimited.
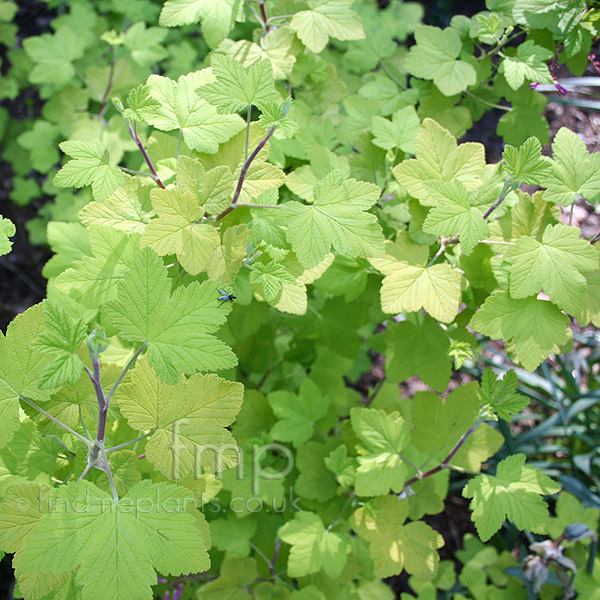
[483, 181, 517, 220]
[463, 89, 511, 112]
[91, 359, 108, 444]
[379, 60, 406, 90]
[229, 202, 283, 210]
[79, 404, 91, 440]
[105, 428, 157, 453]
[256, 358, 285, 391]
[326, 493, 355, 533]
[217, 126, 276, 220]
[19, 395, 93, 447]
[403, 422, 479, 489]
[103, 453, 120, 502]
[127, 122, 166, 189]
[105, 342, 148, 404]
[258, 0, 271, 32]
[98, 49, 117, 115]
[426, 241, 446, 268]
[79, 463, 93, 480]
[365, 377, 386, 407]
[270, 538, 281, 578]
[590, 231, 600, 244]
[120, 166, 159, 180]
[245, 105, 252, 162]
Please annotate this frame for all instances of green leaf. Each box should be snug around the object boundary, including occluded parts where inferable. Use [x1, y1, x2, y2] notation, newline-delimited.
[504, 224, 599, 313]
[394, 118, 485, 206]
[423, 181, 490, 254]
[463, 453, 560, 541]
[140, 187, 221, 276]
[0, 305, 50, 448]
[177, 157, 236, 215]
[16, 121, 60, 172]
[15, 480, 210, 600]
[290, 0, 365, 54]
[500, 40, 553, 90]
[353, 496, 444, 578]
[350, 407, 411, 496]
[117, 356, 242, 477]
[411, 384, 480, 462]
[0, 482, 50, 553]
[119, 84, 161, 123]
[210, 514, 257, 557]
[198, 55, 280, 113]
[384, 316, 452, 393]
[281, 170, 384, 269]
[279, 511, 349, 578]
[258, 100, 299, 139]
[325, 445, 356, 489]
[370, 106, 420, 153]
[103, 247, 237, 383]
[206, 224, 251, 284]
[159, 0, 245, 48]
[478, 369, 529, 421]
[23, 28, 85, 86]
[78, 178, 155, 234]
[268, 378, 329, 447]
[54, 140, 125, 201]
[404, 25, 477, 96]
[295, 441, 338, 501]
[370, 240, 462, 323]
[502, 137, 553, 185]
[122, 22, 168, 68]
[196, 123, 284, 202]
[548, 491, 599, 540]
[497, 92, 549, 146]
[0, 216, 15, 256]
[544, 127, 600, 206]
[470, 291, 570, 371]
[54, 226, 139, 309]
[33, 300, 87, 389]
[197, 556, 256, 599]
[144, 71, 245, 153]
[250, 261, 297, 303]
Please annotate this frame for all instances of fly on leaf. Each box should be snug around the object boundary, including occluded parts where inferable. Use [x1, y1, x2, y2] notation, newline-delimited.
[218, 288, 236, 307]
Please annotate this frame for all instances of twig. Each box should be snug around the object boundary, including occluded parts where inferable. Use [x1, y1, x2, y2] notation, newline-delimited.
[245, 105, 252, 162]
[365, 377, 386, 407]
[270, 539, 281, 577]
[258, 0, 271, 32]
[98, 49, 116, 115]
[379, 60, 406, 90]
[256, 358, 285, 390]
[79, 404, 91, 440]
[463, 89, 511, 112]
[216, 126, 276, 220]
[229, 202, 282, 210]
[403, 422, 479, 489]
[105, 342, 147, 403]
[120, 166, 159, 180]
[127, 122, 166, 189]
[105, 429, 157, 453]
[19, 395, 93, 447]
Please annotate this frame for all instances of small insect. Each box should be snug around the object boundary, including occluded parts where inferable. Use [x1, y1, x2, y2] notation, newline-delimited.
[217, 288, 236, 307]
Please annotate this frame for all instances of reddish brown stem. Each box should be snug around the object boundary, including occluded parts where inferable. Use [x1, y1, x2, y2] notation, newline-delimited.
[98, 50, 116, 116]
[127, 122, 166, 189]
[403, 423, 479, 489]
[217, 126, 275, 220]
[259, 0, 271, 32]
